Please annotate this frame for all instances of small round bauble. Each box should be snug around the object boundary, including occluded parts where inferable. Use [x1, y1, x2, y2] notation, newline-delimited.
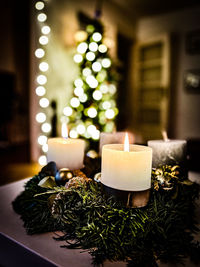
[55, 168, 73, 185]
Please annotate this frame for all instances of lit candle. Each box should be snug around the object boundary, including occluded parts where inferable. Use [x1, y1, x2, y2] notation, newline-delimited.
[101, 133, 152, 191]
[99, 131, 134, 155]
[147, 131, 187, 176]
[47, 123, 85, 170]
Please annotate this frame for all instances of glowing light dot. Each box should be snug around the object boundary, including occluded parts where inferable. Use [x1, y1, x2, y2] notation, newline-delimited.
[92, 130, 100, 140]
[105, 109, 115, 119]
[69, 129, 78, 138]
[102, 58, 111, 68]
[98, 44, 107, 53]
[74, 78, 83, 87]
[77, 42, 88, 54]
[39, 62, 49, 72]
[35, 48, 45, 58]
[39, 36, 49, 45]
[86, 75, 98, 88]
[87, 125, 96, 135]
[93, 90, 102, 101]
[109, 84, 117, 94]
[73, 54, 83, 63]
[89, 42, 98, 52]
[79, 94, 87, 103]
[77, 124, 86, 134]
[37, 13, 47, 22]
[37, 74, 47, 85]
[38, 135, 47, 145]
[36, 112, 46, 123]
[74, 87, 84, 97]
[88, 107, 97, 118]
[86, 52, 95, 61]
[38, 155, 47, 166]
[74, 31, 88, 42]
[100, 84, 108, 94]
[63, 106, 73, 116]
[39, 97, 49, 108]
[35, 1, 44, 10]
[102, 101, 111, 110]
[42, 122, 51, 133]
[36, 86, 46, 96]
[41, 25, 51, 35]
[92, 62, 102, 72]
[82, 68, 91, 77]
[42, 143, 48, 153]
[70, 97, 80, 108]
[92, 32, 102, 42]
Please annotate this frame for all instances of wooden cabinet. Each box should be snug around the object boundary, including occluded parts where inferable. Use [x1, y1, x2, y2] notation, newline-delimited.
[133, 34, 170, 142]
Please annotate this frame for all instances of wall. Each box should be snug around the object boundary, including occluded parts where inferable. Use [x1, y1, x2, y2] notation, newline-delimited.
[135, 6, 200, 140]
[0, 0, 30, 148]
[30, 0, 136, 161]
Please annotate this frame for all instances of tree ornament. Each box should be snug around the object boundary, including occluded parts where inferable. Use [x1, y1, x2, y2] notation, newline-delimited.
[55, 168, 73, 185]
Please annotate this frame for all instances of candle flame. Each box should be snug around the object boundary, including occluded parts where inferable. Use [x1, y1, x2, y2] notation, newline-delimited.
[62, 123, 68, 138]
[124, 132, 129, 152]
[162, 130, 169, 142]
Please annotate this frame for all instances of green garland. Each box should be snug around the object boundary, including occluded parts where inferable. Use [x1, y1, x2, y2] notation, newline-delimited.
[12, 161, 200, 266]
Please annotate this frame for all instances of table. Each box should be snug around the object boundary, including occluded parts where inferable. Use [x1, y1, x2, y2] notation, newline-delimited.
[0, 173, 199, 267]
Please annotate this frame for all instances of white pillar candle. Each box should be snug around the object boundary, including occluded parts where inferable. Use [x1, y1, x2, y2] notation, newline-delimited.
[147, 139, 187, 169]
[47, 123, 85, 170]
[101, 144, 152, 191]
[99, 132, 134, 155]
[47, 138, 85, 170]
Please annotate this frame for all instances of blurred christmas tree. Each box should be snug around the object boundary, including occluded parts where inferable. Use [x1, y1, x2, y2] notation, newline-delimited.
[63, 22, 118, 151]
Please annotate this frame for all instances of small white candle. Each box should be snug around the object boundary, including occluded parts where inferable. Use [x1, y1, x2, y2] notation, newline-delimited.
[147, 132, 187, 170]
[99, 131, 134, 155]
[47, 123, 85, 170]
[101, 134, 152, 191]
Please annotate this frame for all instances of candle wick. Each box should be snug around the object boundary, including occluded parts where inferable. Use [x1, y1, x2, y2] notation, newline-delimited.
[162, 130, 169, 142]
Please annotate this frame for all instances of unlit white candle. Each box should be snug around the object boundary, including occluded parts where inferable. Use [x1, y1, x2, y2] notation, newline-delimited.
[101, 144, 152, 191]
[47, 138, 85, 170]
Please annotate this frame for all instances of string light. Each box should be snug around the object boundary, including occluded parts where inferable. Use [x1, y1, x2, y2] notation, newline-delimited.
[36, 112, 46, 123]
[37, 13, 47, 22]
[35, 48, 45, 58]
[87, 107, 97, 118]
[77, 124, 86, 134]
[102, 58, 111, 68]
[34, 1, 51, 165]
[39, 97, 49, 108]
[70, 97, 80, 108]
[39, 36, 49, 45]
[63, 106, 73, 116]
[92, 32, 102, 42]
[36, 86, 46, 96]
[41, 25, 51, 35]
[89, 42, 98, 52]
[86, 51, 95, 61]
[74, 78, 83, 87]
[35, 1, 44, 10]
[98, 44, 107, 53]
[74, 87, 84, 97]
[73, 54, 83, 63]
[38, 155, 47, 165]
[38, 135, 48, 145]
[77, 42, 88, 54]
[39, 62, 49, 72]
[92, 62, 102, 72]
[41, 122, 51, 133]
[82, 68, 91, 77]
[37, 74, 47, 85]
